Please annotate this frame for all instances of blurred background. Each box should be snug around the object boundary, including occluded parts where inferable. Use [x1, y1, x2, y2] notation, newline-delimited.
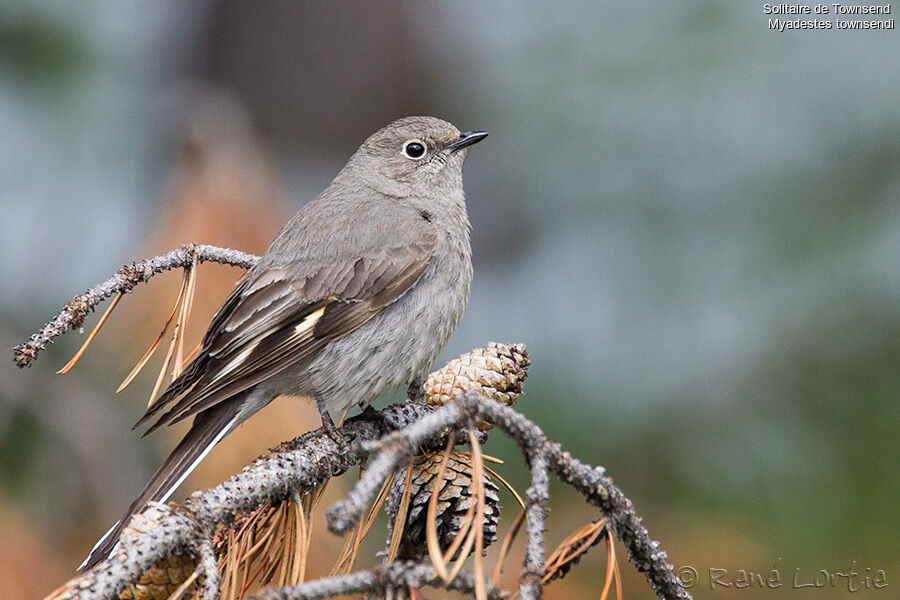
[2, 1, 899, 598]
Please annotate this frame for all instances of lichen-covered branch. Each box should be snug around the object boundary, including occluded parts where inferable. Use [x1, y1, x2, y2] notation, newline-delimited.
[47, 396, 688, 600]
[249, 562, 506, 600]
[519, 453, 548, 600]
[195, 537, 220, 600]
[325, 394, 691, 600]
[46, 416, 376, 600]
[13, 244, 259, 368]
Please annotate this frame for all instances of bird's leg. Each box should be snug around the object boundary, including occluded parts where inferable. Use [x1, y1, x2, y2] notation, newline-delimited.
[406, 376, 425, 403]
[315, 395, 348, 450]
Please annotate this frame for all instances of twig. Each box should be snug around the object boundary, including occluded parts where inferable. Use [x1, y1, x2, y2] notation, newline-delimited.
[249, 561, 506, 600]
[13, 244, 258, 368]
[196, 537, 221, 600]
[519, 452, 548, 600]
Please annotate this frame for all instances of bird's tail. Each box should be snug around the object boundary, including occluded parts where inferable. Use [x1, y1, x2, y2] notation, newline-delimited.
[79, 401, 243, 571]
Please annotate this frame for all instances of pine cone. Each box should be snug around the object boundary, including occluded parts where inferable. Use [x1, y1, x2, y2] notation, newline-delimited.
[116, 505, 197, 600]
[423, 342, 529, 430]
[387, 450, 500, 561]
[117, 553, 195, 600]
[44, 505, 197, 600]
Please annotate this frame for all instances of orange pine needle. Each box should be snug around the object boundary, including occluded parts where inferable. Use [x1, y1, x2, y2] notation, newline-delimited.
[173, 263, 198, 378]
[441, 494, 475, 566]
[426, 433, 455, 580]
[173, 263, 197, 377]
[338, 406, 351, 427]
[408, 586, 425, 600]
[468, 429, 487, 600]
[600, 529, 616, 600]
[167, 570, 199, 600]
[445, 505, 478, 583]
[292, 499, 309, 584]
[446, 442, 496, 583]
[182, 340, 202, 364]
[483, 465, 525, 510]
[117, 269, 190, 392]
[386, 465, 414, 563]
[343, 478, 380, 573]
[492, 508, 526, 587]
[541, 518, 608, 584]
[57, 292, 123, 374]
[332, 469, 391, 575]
[147, 324, 178, 409]
[612, 533, 623, 600]
[458, 450, 504, 465]
[349, 523, 370, 571]
[238, 506, 284, 597]
[331, 509, 361, 576]
[148, 269, 198, 407]
[328, 474, 366, 577]
[280, 486, 327, 586]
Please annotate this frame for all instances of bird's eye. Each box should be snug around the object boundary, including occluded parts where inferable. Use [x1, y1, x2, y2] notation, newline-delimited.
[402, 140, 427, 160]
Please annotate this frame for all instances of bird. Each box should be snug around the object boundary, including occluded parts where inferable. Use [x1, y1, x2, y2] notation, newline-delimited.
[81, 116, 487, 570]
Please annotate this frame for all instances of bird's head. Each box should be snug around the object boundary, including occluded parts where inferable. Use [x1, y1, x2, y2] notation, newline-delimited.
[344, 116, 487, 197]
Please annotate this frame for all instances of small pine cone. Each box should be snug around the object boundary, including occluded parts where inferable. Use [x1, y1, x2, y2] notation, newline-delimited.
[386, 450, 500, 561]
[117, 553, 196, 600]
[44, 505, 197, 600]
[423, 342, 529, 430]
[117, 504, 197, 600]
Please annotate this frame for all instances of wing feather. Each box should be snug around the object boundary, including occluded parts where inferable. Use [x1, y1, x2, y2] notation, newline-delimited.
[135, 237, 434, 434]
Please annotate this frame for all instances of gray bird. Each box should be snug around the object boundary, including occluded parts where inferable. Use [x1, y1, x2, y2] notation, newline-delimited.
[82, 116, 487, 570]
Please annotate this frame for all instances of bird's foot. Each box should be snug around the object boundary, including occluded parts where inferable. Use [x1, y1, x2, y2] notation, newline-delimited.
[323, 418, 351, 451]
[315, 396, 351, 453]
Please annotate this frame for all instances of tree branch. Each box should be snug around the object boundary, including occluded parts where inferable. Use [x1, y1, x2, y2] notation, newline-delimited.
[249, 562, 506, 600]
[325, 394, 691, 600]
[519, 452, 548, 600]
[46, 396, 689, 600]
[13, 244, 259, 368]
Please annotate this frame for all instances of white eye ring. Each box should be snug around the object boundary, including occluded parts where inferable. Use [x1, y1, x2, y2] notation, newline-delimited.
[402, 139, 427, 160]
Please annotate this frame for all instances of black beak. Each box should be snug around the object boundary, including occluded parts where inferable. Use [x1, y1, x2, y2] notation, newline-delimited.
[447, 130, 488, 153]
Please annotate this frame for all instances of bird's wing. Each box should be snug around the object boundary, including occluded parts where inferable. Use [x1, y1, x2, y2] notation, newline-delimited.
[135, 236, 435, 434]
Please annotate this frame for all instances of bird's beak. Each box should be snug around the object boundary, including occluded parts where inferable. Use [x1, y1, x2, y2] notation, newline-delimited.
[447, 130, 489, 153]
